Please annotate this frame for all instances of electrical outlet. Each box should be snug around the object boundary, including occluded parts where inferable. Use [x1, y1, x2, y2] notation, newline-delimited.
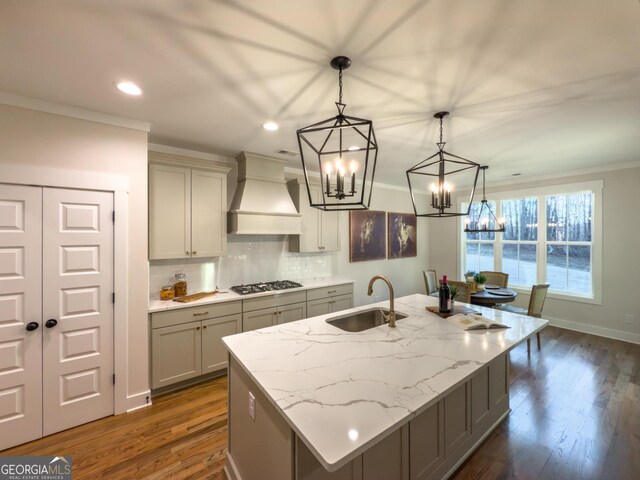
[248, 391, 256, 421]
[625, 314, 636, 325]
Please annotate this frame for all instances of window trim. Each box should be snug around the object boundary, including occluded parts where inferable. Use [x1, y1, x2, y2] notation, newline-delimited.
[458, 180, 603, 305]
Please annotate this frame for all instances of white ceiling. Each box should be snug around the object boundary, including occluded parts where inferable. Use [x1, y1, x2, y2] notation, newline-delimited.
[1, 0, 639, 186]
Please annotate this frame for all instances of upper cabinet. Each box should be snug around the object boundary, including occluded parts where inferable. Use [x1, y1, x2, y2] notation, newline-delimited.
[149, 160, 229, 260]
[287, 179, 340, 253]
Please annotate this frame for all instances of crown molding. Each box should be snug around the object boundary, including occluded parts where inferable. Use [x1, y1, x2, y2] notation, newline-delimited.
[0, 92, 150, 132]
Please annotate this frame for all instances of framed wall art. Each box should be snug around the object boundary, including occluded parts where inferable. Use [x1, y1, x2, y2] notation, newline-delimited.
[388, 212, 417, 258]
[349, 210, 386, 262]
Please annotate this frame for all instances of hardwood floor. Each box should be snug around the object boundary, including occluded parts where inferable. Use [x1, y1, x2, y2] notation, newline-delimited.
[2, 326, 639, 479]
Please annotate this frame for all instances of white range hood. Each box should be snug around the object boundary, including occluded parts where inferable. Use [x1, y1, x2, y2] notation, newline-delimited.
[228, 152, 302, 235]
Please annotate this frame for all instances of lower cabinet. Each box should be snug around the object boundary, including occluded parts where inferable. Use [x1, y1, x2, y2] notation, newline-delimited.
[243, 302, 307, 332]
[150, 301, 241, 390]
[306, 284, 354, 318]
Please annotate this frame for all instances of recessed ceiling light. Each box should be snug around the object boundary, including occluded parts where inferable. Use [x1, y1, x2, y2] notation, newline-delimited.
[347, 145, 360, 151]
[115, 81, 142, 96]
[263, 121, 279, 131]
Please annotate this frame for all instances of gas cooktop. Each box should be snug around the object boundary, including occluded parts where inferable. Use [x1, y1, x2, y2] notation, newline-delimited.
[230, 280, 303, 296]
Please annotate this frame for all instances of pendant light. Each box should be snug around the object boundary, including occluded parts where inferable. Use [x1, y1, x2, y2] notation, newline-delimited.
[406, 112, 480, 217]
[464, 166, 506, 232]
[296, 56, 378, 211]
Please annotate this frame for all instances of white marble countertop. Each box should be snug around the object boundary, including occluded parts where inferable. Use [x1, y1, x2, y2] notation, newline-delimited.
[222, 293, 548, 472]
[148, 278, 354, 313]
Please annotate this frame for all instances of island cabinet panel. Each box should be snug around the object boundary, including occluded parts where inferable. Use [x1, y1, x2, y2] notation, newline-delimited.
[443, 382, 471, 457]
[296, 437, 362, 480]
[409, 401, 444, 479]
[228, 358, 294, 480]
[362, 427, 409, 480]
[490, 353, 509, 413]
[471, 366, 491, 433]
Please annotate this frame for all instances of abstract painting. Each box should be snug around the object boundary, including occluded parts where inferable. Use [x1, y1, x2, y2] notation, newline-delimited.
[388, 212, 417, 258]
[349, 210, 386, 262]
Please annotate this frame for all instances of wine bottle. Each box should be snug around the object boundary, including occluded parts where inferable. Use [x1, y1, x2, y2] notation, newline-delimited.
[439, 275, 451, 313]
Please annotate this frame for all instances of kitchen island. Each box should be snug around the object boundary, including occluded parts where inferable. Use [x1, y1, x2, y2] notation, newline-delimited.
[223, 293, 547, 480]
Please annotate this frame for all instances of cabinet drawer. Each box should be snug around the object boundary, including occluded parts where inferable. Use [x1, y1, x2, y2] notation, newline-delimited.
[243, 291, 307, 312]
[151, 300, 242, 329]
[306, 283, 353, 301]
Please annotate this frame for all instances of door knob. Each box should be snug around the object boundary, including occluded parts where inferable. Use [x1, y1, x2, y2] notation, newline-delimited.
[45, 319, 58, 328]
[26, 322, 39, 331]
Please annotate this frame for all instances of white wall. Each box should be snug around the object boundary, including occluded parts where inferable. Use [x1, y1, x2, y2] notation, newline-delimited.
[0, 103, 150, 408]
[428, 166, 640, 343]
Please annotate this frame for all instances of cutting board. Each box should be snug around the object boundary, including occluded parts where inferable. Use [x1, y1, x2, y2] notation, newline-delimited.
[172, 290, 219, 303]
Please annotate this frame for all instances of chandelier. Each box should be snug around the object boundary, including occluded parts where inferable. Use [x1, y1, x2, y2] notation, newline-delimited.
[296, 56, 378, 211]
[464, 166, 505, 233]
[406, 112, 480, 217]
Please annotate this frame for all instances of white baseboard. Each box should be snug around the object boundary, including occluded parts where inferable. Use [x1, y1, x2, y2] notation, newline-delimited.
[545, 316, 640, 345]
[123, 390, 152, 413]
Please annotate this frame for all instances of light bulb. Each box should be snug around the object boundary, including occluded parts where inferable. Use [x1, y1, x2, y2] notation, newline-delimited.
[335, 157, 343, 171]
[324, 163, 333, 174]
[430, 183, 437, 192]
[465, 218, 471, 225]
[349, 160, 358, 173]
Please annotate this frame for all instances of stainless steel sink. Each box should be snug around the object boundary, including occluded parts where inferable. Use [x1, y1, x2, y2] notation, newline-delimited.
[326, 308, 408, 332]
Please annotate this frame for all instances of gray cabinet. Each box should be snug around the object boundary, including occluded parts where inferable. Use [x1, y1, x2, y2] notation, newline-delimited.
[150, 301, 241, 390]
[149, 162, 228, 260]
[306, 284, 354, 318]
[243, 292, 308, 332]
[287, 179, 340, 253]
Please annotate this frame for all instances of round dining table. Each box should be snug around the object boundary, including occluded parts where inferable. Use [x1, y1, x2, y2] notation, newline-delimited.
[470, 285, 518, 306]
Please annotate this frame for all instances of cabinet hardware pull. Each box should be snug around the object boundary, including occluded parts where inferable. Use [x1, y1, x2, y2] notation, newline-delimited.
[193, 311, 209, 316]
[26, 322, 39, 331]
[203, 325, 207, 329]
[45, 319, 58, 328]
[196, 326, 200, 330]
[327, 290, 336, 294]
[186, 251, 190, 255]
[193, 251, 197, 255]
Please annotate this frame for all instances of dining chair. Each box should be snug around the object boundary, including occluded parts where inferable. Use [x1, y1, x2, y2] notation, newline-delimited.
[448, 280, 471, 303]
[497, 284, 550, 354]
[479, 271, 509, 288]
[423, 270, 439, 297]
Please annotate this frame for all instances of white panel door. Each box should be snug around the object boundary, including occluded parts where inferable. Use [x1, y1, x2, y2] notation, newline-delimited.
[0, 185, 43, 450]
[149, 164, 191, 260]
[42, 188, 114, 436]
[191, 169, 226, 257]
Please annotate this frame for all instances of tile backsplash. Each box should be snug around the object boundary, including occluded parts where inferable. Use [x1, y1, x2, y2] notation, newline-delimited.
[149, 235, 336, 297]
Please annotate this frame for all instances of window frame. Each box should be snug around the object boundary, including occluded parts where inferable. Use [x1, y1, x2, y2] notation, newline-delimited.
[458, 180, 603, 305]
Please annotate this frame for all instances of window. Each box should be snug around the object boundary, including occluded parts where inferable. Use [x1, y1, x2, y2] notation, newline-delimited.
[460, 181, 602, 303]
[501, 198, 538, 286]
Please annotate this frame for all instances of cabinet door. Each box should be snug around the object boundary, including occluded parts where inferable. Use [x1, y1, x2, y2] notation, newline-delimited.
[202, 314, 240, 374]
[191, 169, 227, 258]
[149, 164, 191, 260]
[290, 182, 321, 253]
[331, 294, 353, 314]
[277, 302, 307, 325]
[152, 321, 201, 389]
[243, 307, 277, 332]
[306, 298, 331, 318]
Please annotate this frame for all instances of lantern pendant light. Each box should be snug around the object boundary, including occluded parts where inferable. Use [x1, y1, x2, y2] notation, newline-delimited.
[406, 112, 480, 217]
[296, 56, 378, 211]
[464, 166, 506, 233]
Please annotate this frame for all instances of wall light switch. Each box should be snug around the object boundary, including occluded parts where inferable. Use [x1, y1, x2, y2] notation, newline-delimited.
[249, 391, 256, 421]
